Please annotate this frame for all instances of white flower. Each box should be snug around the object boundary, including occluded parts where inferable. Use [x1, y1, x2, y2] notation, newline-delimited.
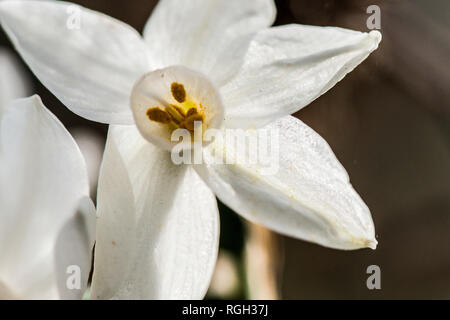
[0, 94, 95, 299]
[0, 0, 381, 299]
[0, 43, 94, 300]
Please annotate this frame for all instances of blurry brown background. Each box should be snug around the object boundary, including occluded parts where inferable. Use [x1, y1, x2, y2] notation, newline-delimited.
[1, 0, 449, 299]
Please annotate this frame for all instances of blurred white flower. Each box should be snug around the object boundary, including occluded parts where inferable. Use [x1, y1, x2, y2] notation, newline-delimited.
[0, 0, 380, 299]
[244, 224, 281, 300]
[0, 95, 95, 299]
[208, 251, 240, 298]
[70, 127, 105, 196]
[0, 47, 30, 109]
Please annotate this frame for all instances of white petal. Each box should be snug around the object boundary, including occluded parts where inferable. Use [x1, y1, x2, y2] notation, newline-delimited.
[0, 96, 94, 299]
[0, 48, 31, 111]
[195, 116, 376, 250]
[143, 0, 276, 84]
[54, 196, 96, 300]
[221, 25, 381, 129]
[0, 0, 151, 124]
[91, 125, 219, 299]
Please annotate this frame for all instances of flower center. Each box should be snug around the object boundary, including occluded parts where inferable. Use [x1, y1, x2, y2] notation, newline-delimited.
[130, 66, 224, 151]
[145, 82, 205, 133]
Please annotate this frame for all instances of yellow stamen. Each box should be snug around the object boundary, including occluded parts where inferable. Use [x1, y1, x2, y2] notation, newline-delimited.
[186, 108, 198, 117]
[146, 82, 205, 133]
[171, 82, 186, 103]
[172, 104, 186, 117]
[165, 105, 184, 123]
[146, 107, 171, 124]
[182, 113, 204, 131]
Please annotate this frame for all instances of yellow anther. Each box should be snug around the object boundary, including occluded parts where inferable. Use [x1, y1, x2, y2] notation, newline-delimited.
[182, 113, 204, 131]
[171, 82, 186, 103]
[186, 108, 198, 117]
[146, 107, 171, 124]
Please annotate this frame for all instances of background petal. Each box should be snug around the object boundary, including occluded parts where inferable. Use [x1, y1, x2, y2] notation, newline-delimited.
[55, 196, 96, 300]
[221, 25, 381, 128]
[0, 96, 94, 299]
[143, 0, 276, 84]
[0, 0, 151, 124]
[91, 125, 219, 299]
[0, 47, 30, 111]
[195, 115, 376, 250]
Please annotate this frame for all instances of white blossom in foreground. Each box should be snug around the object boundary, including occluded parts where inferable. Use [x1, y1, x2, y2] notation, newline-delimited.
[0, 94, 95, 299]
[0, 0, 381, 299]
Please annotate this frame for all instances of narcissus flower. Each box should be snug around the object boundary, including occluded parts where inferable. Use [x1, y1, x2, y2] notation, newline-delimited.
[0, 94, 95, 299]
[0, 0, 381, 299]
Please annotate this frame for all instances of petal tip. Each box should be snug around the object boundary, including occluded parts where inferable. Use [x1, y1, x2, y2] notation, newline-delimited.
[365, 238, 378, 250]
[369, 30, 382, 46]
